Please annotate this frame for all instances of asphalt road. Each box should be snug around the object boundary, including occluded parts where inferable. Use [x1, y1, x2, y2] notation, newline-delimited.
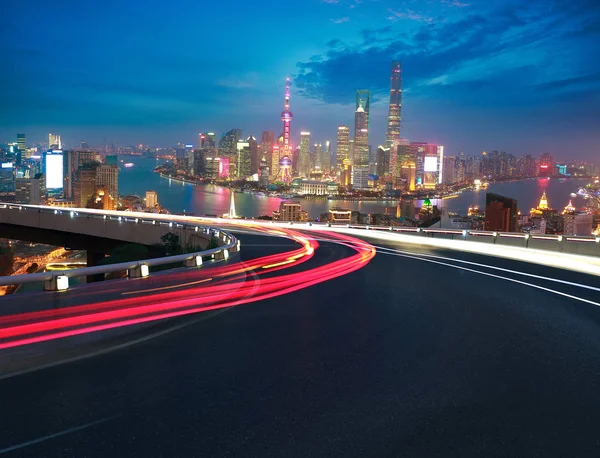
[2, 233, 600, 457]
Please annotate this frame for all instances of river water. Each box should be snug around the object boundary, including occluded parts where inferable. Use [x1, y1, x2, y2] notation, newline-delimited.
[118, 155, 590, 218]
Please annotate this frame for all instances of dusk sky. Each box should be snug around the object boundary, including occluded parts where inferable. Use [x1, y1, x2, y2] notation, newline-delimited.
[1, 0, 598, 158]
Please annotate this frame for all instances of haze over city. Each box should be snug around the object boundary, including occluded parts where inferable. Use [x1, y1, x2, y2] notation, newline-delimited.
[1, 0, 598, 157]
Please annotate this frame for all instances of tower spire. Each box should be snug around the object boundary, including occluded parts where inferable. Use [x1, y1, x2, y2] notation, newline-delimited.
[229, 192, 237, 218]
[278, 77, 293, 183]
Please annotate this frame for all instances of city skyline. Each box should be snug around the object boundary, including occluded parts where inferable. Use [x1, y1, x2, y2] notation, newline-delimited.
[1, 0, 598, 157]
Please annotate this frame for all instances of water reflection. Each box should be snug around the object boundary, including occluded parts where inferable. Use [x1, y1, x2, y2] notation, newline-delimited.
[118, 156, 589, 218]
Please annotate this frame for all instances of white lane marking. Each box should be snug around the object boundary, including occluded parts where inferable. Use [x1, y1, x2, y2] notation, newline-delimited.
[376, 249, 600, 308]
[0, 416, 116, 454]
[300, 235, 600, 294]
[371, 244, 600, 293]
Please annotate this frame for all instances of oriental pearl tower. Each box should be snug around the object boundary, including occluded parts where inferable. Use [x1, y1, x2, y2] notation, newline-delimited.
[278, 77, 293, 183]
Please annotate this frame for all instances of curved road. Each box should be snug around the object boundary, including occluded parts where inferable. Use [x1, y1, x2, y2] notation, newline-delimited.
[1, 231, 600, 456]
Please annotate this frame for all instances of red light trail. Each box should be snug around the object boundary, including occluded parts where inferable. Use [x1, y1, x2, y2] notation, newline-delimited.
[0, 225, 375, 349]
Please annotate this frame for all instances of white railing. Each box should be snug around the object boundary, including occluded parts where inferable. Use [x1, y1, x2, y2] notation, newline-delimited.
[0, 204, 239, 291]
[252, 219, 600, 257]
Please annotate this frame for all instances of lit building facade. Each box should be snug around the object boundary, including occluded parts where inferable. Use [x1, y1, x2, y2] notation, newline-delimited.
[74, 167, 97, 207]
[353, 104, 369, 167]
[299, 132, 311, 177]
[95, 163, 119, 204]
[236, 139, 252, 179]
[49, 133, 61, 150]
[0, 163, 16, 202]
[385, 61, 402, 149]
[336, 126, 350, 172]
[145, 190, 158, 209]
[272, 201, 307, 222]
[329, 208, 352, 224]
[290, 179, 338, 195]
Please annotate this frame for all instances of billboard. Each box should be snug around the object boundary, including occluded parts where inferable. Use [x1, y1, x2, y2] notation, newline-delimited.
[46, 153, 64, 189]
[424, 156, 438, 172]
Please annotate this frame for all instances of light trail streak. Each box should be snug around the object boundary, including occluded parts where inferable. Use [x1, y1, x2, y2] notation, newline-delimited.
[0, 227, 375, 349]
[121, 278, 213, 296]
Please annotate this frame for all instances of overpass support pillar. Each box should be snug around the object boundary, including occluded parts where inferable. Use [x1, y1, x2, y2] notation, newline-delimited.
[86, 250, 106, 283]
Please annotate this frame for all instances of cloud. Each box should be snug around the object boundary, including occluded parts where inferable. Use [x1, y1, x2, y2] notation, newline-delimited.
[331, 16, 350, 23]
[387, 8, 433, 23]
[322, 0, 341, 3]
[295, 0, 600, 109]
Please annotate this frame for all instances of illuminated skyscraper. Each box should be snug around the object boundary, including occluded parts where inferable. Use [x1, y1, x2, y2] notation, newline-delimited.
[259, 156, 269, 186]
[236, 139, 251, 178]
[218, 129, 241, 157]
[279, 78, 293, 183]
[74, 167, 97, 207]
[353, 103, 369, 167]
[96, 163, 119, 203]
[271, 144, 280, 181]
[244, 136, 258, 174]
[49, 133, 61, 150]
[299, 132, 311, 177]
[323, 140, 332, 172]
[386, 61, 402, 148]
[261, 131, 275, 177]
[336, 126, 350, 171]
[356, 90, 370, 130]
[17, 134, 26, 153]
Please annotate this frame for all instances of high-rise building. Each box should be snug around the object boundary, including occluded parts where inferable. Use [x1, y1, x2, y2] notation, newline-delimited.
[193, 150, 206, 177]
[199, 132, 216, 149]
[17, 134, 26, 154]
[353, 103, 369, 167]
[80, 141, 89, 151]
[385, 61, 402, 148]
[352, 166, 369, 189]
[376, 146, 390, 177]
[261, 131, 275, 177]
[443, 156, 456, 185]
[145, 190, 158, 208]
[539, 152, 554, 177]
[299, 132, 311, 177]
[278, 78, 294, 183]
[218, 129, 241, 157]
[247, 136, 259, 174]
[63, 150, 74, 199]
[96, 164, 119, 204]
[259, 156, 269, 186]
[0, 163, 16, 202]
[73, 167, 97, 207]
[336, 126, 350, 171]
[324, 140, 332, 172]
[15, 175, 43, 205]
[356, 90, 370, 130]
[484, 193, 518, 232]
[271, 144, 281, 181]
[342, 157, 352, 187]
[44, 150, 64, 192]
[319, 143, 331, 172]
[236, 139, 251, 178]
[49, 133, 61, 150]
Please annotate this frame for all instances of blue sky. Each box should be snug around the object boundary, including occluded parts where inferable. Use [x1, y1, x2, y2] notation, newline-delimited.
[1, 0, 598, 158]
